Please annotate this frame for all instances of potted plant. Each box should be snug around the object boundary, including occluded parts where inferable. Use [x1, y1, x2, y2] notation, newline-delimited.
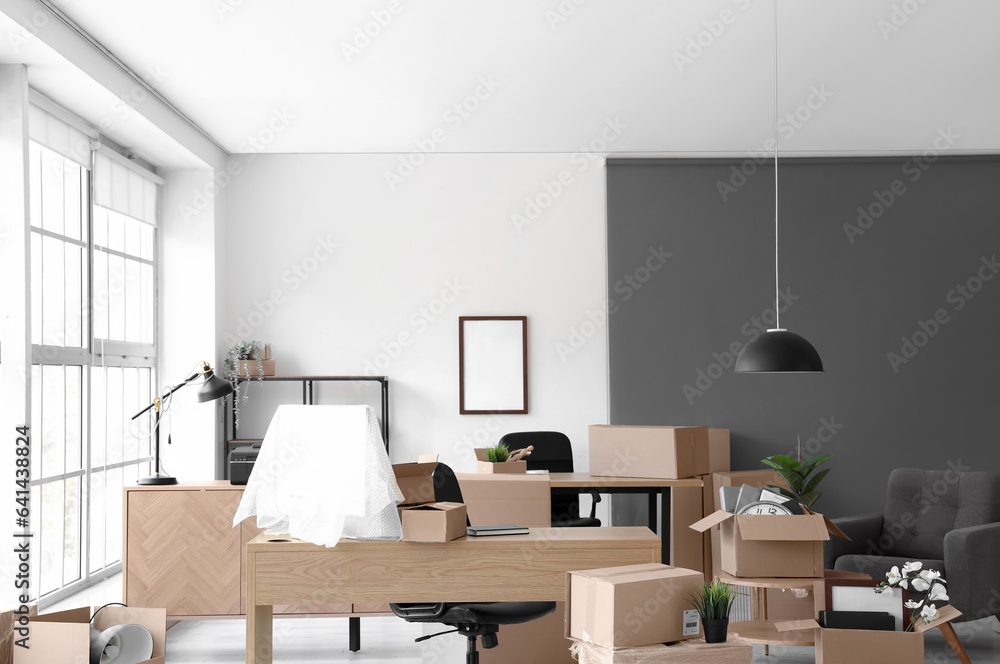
[875, 561, 950, 631]
[688, 579, 737, 643]
[760, 453, 833, 508]
[223, 340, 269, 429]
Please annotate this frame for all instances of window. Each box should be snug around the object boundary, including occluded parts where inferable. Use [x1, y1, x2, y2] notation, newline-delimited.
[28, 104, 160, 604]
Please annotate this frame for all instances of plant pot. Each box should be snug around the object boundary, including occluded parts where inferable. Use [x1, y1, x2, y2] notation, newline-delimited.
[702, 618, 729, 644]
[235, 359, 275, 377]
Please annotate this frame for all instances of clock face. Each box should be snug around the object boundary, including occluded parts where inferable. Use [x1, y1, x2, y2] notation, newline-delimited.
[737, 500, 794, 516]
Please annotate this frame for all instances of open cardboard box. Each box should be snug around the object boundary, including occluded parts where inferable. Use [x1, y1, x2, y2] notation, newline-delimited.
[776, 604, 962, 664]
[690, 506, 849, 578]
[589, 425, 709, 479]
[565, 563, 704, 648]
[473, 448, 527, 473]
[399, 501, 467, 542]
[13, 605, 166, 664]
[456, 473, 551, 527]
[392, 454, 442, 506]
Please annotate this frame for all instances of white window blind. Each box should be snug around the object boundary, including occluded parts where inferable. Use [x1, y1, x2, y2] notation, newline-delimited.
[94, 151, 159, 227]
[28, 103, 92, 169]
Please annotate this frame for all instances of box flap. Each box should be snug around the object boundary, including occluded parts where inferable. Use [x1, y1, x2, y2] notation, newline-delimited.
[392, 460, 439, 505]
[474, 448, 490, 462]
[418, 454, 440, 463]
[913, 604, 962, 633]
[401, 501, 464, 513]
[775, 619, 820, 632]
[735, 514, 830, 541]
[392, 461, 438, 478]
[801, 505, 852, 541]
[33, 606, 90, 624]
[689, 509, 734, 533]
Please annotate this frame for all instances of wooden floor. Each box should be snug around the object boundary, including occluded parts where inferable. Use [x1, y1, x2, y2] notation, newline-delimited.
[50, 574, 1000, 663]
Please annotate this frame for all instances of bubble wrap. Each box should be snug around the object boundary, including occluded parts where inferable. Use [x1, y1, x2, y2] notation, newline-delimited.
[232, 405, 402, 547]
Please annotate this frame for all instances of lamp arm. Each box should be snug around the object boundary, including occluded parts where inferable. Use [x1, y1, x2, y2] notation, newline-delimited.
[130, 371, 202, 420]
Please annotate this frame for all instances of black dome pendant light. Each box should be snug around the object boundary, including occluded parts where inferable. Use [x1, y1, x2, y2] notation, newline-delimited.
[735, 0, 823, 374]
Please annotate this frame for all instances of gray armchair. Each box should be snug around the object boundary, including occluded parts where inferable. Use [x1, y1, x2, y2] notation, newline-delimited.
[825, 468, 1000, 623]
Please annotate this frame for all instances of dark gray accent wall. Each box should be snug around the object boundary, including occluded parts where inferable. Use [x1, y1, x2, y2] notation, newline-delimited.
[607, 156, 1000, 517]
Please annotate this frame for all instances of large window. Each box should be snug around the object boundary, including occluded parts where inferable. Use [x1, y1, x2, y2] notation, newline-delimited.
[28, 103, 160, 604]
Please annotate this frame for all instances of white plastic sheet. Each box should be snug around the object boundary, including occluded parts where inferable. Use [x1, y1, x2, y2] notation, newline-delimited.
[232, 405, 402, 547]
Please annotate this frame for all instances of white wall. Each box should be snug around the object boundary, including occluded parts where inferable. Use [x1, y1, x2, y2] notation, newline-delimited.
[224, 152, 608, 472]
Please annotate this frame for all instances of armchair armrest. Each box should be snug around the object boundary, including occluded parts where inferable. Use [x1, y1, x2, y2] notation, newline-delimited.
[823, 513, 884, 570]
[944, 521, 1000, 619]
[584, 489, 602, 520]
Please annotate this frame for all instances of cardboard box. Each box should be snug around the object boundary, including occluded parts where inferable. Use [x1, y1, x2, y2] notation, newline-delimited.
[481, 602, 574, 664]
[392, 454, 441, 506]
[235, 359, 275, 377]
[707, 429, 731, 473]
[399, 501, 467, 542]
[776, 604, 961, 664]
[670, 485, 705, 571]
[589, 426, 709, 479]
[14, 605, 166, 664]
[456, 473, 551, 527]
[764, 587, 817, 621]
[690, 507, 848, 578]
[570, 636, 753, 664]
[566, 563, 704, 648]
[704, 470, 786, 577]
[473, 448, 527, 473]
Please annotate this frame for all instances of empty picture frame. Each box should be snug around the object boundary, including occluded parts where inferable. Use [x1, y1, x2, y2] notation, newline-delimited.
[459, 316, 528, 414]
[825, 578, 910, 631]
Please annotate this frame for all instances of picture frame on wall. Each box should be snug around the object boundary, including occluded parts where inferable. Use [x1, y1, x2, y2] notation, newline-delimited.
[459, 316, 528, 414]
[825, 578, 910, 631]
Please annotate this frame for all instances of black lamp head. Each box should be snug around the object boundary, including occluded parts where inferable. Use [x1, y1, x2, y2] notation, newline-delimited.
[196, 366, 235, 402]
[735, 329, 824, 373]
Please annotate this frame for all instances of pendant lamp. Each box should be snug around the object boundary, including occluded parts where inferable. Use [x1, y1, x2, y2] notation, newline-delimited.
[735, 0, 824, 374]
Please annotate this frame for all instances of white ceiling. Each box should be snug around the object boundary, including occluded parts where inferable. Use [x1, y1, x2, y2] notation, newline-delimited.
[6, 0, 1000, 155]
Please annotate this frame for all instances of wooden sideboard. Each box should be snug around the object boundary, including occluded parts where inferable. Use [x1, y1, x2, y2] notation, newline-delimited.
[123, 482, 391, 620]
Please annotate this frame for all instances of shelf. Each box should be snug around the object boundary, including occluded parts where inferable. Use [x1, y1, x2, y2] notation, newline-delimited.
[234, 375, 386, 382]
[729, 620, 814, 646]
[227, 439, 262, 445]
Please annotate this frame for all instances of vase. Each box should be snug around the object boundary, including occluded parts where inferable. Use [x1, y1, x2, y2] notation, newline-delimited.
[702, 618, 729, 644]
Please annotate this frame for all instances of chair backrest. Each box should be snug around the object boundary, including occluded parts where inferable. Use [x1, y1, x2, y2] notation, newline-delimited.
[881, 468, 1000, 559]
[433, 462, 464, 503]
[498, 431, 575, 473]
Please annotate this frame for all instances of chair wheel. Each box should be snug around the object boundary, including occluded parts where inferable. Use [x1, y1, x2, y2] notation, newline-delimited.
[481, 633, 499, 649]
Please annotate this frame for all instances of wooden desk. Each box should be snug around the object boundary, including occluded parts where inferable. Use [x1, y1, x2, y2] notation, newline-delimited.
[246, 527, 661, 664]
[548, 473, 704, 565]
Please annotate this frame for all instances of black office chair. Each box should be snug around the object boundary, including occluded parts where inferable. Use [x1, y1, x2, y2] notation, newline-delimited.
[391, 462, 557, 663]
[498, 431, 601, 528]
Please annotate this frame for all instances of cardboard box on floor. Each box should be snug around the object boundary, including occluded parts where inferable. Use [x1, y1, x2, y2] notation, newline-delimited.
[566, 563, 704, 648]
[13, 605, 166, 664]
[481, 601, 574, 664]
[456, 473, 551, 527]
[589, 425, 709, 479]
[570, 635, 753, 664]
[474, 448, 527, 473]
[702, 469, 785, 577]
[690, 505, 848, 578]
[776, 604, 962, 664]
[399, 502, 467, 542]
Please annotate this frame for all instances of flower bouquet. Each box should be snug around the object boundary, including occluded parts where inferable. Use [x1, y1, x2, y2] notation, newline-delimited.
[875, 561, 949, 631]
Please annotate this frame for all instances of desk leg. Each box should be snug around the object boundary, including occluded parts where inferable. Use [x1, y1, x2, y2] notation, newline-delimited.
[661, 488, 670, 565]
[647, 492, 657, 533]
[246, 552, 273, 664]
[349, 617, 361, 652]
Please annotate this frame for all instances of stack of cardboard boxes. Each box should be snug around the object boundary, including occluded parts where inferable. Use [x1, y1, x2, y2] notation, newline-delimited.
[392, 455, 468, 542]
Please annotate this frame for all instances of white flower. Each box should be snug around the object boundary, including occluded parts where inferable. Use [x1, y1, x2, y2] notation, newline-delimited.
[902, 561, 923, 575]
[911, 577, 931, 592]
[904, 600, 921, 609]
[920, 569, 942, 582]
[887, 566, 903, 585]
[928, 583, 949, 602]
[920, 603, 940, 623]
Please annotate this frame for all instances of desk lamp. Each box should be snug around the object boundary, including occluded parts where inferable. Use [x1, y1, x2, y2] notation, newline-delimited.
[131, 362, 234, 485]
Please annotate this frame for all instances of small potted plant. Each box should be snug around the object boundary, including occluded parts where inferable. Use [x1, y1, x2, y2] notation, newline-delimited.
[760, 453, 834, 508]
[223, 340, 272, 429]
[473, 442, 527, 474]
[688, 579, 737, 643]
[875, 561, 949, 631]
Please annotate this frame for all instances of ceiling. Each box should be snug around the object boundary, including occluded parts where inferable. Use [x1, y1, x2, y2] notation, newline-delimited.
[4, 0, 1000, 156]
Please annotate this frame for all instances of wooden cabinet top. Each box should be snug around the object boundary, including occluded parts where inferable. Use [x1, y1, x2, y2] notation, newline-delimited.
[125, 480, 244, 492]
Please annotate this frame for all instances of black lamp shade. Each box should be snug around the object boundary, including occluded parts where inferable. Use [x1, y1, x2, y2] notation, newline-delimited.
[735, 329, 824, 373]
[197, 370, 235, 402]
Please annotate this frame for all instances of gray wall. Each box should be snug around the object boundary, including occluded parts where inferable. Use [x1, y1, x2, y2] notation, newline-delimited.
[607, 156, 1000, 518]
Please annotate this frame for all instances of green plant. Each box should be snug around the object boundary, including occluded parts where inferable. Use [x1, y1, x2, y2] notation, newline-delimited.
[485, 443, 510, 463]
[222, 340, 267, 429]
[760, 453, 833, 508]
[688, 579, 737, 621]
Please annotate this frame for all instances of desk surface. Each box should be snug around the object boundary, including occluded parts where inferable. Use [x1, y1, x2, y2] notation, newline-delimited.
[548, 473, 704, 488]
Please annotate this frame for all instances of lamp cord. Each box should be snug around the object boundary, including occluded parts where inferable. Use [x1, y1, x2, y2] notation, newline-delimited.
[773, 0, 781, 331]
[91, 602, 129, 624]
